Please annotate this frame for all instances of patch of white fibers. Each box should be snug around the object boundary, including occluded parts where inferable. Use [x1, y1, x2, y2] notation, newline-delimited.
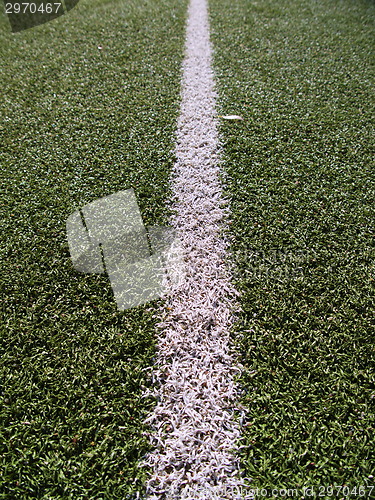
[141, 0, 252, 498]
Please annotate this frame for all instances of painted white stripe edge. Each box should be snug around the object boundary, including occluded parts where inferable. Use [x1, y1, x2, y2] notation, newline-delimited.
[142, 0, 253, 497]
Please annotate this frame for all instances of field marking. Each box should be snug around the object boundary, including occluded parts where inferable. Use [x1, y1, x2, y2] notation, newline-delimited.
[141, 0, 252, 498]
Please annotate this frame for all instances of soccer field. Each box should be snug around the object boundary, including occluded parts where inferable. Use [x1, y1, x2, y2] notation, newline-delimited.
[1, 0, 374, 497]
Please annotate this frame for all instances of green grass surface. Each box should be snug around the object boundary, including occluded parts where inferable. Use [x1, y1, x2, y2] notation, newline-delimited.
[0, 0, 187, 497]
[2, 0, 375, 496]
[210, 0, 375, 493]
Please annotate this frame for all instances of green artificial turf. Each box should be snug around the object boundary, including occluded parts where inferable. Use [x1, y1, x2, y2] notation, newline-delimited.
[210, 0, 375, 494]
[0, 0, 188, 497]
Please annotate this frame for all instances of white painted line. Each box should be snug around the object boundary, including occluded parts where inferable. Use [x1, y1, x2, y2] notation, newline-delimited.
[142, 0, 252, 497]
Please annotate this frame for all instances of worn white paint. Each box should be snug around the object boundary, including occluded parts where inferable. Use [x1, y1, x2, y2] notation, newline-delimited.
[142, 0, 252, 497]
